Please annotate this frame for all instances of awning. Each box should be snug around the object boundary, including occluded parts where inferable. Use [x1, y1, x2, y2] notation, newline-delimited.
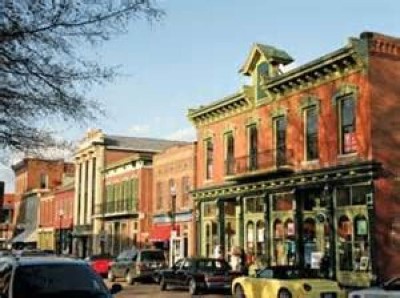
[149, 225, 180, 242]
[12, 230, 37, 244]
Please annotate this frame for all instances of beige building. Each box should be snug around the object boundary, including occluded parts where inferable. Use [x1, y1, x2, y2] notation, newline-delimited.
[74, 129, 187, 257]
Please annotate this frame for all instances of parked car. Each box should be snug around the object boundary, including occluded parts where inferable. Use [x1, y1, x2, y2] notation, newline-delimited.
[232, 266, 345, 298]
[108, 248, 166, 284]
[348, 276, 400, 297]
[86, 254, 114, 277]
[0, 255, 123, 298]
[159, 257, 239, 295]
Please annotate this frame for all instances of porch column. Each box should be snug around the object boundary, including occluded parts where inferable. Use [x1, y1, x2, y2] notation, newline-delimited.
[294, 188, 304, 269]
[263, 192, 271, 265]
[366, 181, 378, 284]
[217, 199, 225, 256]
[235, 196, 244, 249]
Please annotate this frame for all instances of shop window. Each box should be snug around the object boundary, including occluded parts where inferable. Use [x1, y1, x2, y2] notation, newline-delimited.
[246, 197, 264, 213]
[224, 202, 236, 216]
[225, 221, 235, 255]
[338, 96, 356, 154]
[273, 219, 296, 266]
[246, 221, 254, 252]
[390, 218, 400, 249]
[337, 185, 369, 206]
[338, 215, 353, 271]
[205, 139, 214, 180]
[225, 133, 235, 175]
[204, 203, 216, 217]
[353, 215, 369, 271]
[303, 218, 317, 268]
[272, 193, 294, 211]
[256, 221, 265, 256]
[248, 124, 258, 170]
[304, 106, 319, 161]
[206, 223, 211, 257]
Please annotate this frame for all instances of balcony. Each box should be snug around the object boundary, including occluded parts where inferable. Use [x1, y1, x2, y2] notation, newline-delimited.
[225, 148, 294, 180]
[95, 200, 137, 218]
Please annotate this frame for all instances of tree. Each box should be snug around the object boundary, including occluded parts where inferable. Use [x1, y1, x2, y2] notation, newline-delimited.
[0, 0, 163, 152]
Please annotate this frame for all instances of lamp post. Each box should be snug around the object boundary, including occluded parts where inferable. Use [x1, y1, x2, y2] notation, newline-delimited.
[170, 183, 177, 265]
[59, 209, 64, 255]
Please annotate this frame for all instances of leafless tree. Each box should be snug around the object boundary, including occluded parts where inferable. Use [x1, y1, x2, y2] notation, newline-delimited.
[0, 0, 163, 152]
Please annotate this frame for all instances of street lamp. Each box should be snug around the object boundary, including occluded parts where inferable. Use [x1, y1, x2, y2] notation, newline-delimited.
[59, 209, 64, 255]
[170, 183, 177, 265]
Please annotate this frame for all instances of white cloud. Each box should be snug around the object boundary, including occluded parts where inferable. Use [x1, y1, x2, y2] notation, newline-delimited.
[166, 127, 196, 142]
[128, 124, 150, 135]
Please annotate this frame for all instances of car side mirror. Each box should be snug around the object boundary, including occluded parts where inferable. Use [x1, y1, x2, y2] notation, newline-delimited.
[110, 283, 123, 295]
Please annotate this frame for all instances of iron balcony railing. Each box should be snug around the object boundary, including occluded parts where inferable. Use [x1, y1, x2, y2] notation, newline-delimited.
[225, 148, 294, 176]
[95, 200, 137, 216]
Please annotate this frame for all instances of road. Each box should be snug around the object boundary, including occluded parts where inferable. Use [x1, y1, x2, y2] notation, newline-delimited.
[111, 282, 232, 298]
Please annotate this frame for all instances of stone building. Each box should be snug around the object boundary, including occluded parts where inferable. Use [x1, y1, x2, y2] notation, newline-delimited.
[188, 32, 400, 287]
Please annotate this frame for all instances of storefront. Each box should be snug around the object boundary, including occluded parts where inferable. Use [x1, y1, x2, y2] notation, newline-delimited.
[194, 162, 377, 287]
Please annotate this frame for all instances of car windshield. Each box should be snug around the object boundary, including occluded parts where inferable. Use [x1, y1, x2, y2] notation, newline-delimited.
[197, 259, 231, 271]
[257, 267, 319, 279]
[13, 263, 109, 298]
[141, 251, 165, 262]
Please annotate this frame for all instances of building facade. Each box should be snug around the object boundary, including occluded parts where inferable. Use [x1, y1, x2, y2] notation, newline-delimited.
[150, 143, 195, 263]
[188, 32, 400, 287]
[38, 192, 55, 251]
[12, 158, 74, 249]
[74, 129, 187, 257]
[95, 153, 153, 256]
[0, 194, 15, 249]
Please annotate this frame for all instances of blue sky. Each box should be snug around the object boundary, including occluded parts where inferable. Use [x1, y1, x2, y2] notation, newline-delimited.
[2, 0, 400, 191]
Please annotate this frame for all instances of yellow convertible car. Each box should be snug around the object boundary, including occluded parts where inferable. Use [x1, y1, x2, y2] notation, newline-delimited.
[232, 266, 345, 298]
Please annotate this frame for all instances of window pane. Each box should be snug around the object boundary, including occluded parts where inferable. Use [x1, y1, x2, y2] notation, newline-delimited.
[340, 97, 356, 154]
[275, 117, 286, 165]
[206, 140, 213, 179]
[305, 107, 318, 160]
[336, 187, 350, 206]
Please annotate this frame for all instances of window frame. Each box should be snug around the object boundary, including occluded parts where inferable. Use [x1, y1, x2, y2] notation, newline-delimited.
[338, 95, 356, 155]
[224, 132, 235, 176]
[205, 138, 214, 180]
[304, 106, 319, 161]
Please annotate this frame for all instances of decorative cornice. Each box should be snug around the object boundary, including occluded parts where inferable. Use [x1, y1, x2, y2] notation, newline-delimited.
[188, 87, 254, 127]
[192, 161, 380, 201]
[331, 83, 359, 106]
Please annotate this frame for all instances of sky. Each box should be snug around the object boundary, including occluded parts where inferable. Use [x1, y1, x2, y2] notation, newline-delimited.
[2, 0, 400, 192]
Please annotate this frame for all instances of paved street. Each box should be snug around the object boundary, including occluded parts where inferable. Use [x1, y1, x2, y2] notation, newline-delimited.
[110, 282, 232, 298]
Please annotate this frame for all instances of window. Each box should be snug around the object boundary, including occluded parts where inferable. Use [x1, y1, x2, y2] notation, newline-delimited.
[246, 221, 254, 252]
[39, 174, 48, 189]
[181, 176, 190, 205]
[274, 117, 287, 165]
[246, 197, 264, 213]
[336, 185, 369, 207]
[156, 182, 162, 210]
[339, 96, 356, 154]
[205, 139, 213, 180]
[248, 124, 258, 170]
[305, 106, 318, 160]
[225, 133, 235, 175]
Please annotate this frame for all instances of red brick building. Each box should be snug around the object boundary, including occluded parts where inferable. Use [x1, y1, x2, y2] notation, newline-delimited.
[150, 143, 195, 263]
[12, 158, 74, 249]
[0, 194, 15, 248]
[189, 32, 400, 287]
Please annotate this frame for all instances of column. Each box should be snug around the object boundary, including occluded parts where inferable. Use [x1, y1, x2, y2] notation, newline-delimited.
[73, 162, 81, 226]
[217, 199, 225, 256]
[80, 158, 87, 225]
[263, 193, 270, 265]
[235, 196, 244, 249]
[87, 157, 93, 223]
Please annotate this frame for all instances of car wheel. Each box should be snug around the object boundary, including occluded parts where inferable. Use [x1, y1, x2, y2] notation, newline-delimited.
[278, 288, 292, 298]
[125, 271, 135, 285]
[189, 278, 198, 295]
[160, 277, 168, 291]
[107, 270, 115, 282]
[233, 284, 246, 298]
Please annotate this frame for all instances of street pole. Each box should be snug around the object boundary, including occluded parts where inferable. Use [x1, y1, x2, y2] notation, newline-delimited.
[59, 209, 64, 255]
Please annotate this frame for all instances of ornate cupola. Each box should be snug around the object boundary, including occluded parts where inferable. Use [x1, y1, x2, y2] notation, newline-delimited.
[240, 43, 293, 101]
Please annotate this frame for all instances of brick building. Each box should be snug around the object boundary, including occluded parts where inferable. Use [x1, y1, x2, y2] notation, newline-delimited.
[73, 129, 187, 258]
[150, 143, 195, 263]
[188, 32, 400, 287]
[0, 193, 15, 248]
[12, 158, 74, 249]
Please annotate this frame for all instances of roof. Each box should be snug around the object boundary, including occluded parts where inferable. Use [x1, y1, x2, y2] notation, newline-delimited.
[104, 135, 189, 152]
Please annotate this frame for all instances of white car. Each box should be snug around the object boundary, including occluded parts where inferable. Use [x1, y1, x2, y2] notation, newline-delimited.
[348, 277, 400, 298]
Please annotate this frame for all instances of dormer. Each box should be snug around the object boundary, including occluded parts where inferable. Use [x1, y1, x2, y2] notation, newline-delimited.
[240, 43, 293, 101]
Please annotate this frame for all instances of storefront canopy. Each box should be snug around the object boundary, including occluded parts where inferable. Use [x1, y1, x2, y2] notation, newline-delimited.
[12, 229, 37, 244]
[149, 225, 180, 242]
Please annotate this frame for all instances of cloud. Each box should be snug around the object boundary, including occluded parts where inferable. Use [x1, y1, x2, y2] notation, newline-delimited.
[166, 127, 196, 142]
[128, 124, 150, 135]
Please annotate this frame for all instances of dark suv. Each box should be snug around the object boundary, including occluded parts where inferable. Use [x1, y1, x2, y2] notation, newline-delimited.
[0, 256, 122, 298]
[108, 248, 166, 284]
